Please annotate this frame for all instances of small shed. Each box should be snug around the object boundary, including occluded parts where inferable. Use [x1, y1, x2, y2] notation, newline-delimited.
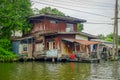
[12, 36, 34, 58]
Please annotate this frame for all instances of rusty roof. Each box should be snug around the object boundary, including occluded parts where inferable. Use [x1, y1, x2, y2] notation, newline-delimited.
[58, 32, 98, 39]
[78, 32, 98, 39]
[28, 14, 86, 23]
[62, 38, 99, 45]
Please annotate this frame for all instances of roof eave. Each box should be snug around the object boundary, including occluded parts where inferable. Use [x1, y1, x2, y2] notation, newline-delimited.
[28, 14, 86, 23]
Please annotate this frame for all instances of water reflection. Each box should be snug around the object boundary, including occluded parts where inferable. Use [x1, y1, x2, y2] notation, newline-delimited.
[90, 61, 120, 80]
[0, 62, 120, 80]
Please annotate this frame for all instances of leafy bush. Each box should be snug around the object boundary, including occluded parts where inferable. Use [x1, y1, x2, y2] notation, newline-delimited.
[0, 38, 17, 62]
[0, 38, 11, 51]
[0, 47, 17, 62]
[105, 37, 113, 42]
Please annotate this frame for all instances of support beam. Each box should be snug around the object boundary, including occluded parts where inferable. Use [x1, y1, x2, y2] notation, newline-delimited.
[113, 0, 119, 60]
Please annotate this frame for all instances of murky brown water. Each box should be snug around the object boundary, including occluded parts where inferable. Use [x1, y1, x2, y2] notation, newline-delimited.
[0, 61, 120, 80]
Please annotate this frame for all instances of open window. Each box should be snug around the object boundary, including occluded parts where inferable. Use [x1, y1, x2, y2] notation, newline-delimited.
[23, 44, 27, 51]
[46, 40, 55, 50]
[66, 23, 74, 32]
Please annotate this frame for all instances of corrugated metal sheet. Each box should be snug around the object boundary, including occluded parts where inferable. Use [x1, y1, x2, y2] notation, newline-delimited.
[28, 14, 86, 23]
[62, 38, 99, 45]
[12, 41, 20, 54]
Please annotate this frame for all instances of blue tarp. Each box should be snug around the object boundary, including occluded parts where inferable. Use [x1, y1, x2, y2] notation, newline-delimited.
[12, 41, 20, 54]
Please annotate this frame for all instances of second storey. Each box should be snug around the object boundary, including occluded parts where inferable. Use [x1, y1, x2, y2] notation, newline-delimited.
[28, 14, 86, 34]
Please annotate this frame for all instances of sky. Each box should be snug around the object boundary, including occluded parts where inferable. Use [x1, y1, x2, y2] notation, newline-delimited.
[31, 0, 120, 36]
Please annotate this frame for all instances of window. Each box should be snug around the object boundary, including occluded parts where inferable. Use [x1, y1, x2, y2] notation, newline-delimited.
[66, 23, 74, 32]
[50, 20, 58, 24]
[46, 40, 55, 50]
[23, 44, 27, 51]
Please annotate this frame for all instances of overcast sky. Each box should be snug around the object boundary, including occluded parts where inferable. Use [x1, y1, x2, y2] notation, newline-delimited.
[31, 0, 120, 36]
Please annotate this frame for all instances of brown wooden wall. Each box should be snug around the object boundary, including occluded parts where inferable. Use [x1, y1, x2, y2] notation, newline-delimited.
[44, 34, 75, 51]
[30, 18, 78, 33]
[56, 34, 75, 50]
[57, 34, 75, 39]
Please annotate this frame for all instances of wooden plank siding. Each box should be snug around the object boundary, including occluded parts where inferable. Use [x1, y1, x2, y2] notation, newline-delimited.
[30, 18, 78, 34]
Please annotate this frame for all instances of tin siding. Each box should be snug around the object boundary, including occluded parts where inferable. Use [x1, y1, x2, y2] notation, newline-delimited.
[12, 41, 20, 54]
[76, 35, 88, 40]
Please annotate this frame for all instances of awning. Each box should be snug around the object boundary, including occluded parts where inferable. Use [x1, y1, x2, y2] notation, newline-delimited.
[102, 43, 120, 49]
[102, 43, 113, 48]
[62, 38, 99, 45]
[62, 38, 75, 42]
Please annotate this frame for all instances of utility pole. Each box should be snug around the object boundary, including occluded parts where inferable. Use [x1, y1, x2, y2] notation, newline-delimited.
[113, 0, 118, 60]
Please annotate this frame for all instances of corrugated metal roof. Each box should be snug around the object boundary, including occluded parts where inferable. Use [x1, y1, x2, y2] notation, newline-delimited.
[90, 39, 111, 43]
[58, 32, 98, 39]
[79, 32, 98, 39]
[91, 39, 120, 49]
[28, 14, 86, 23]
[102, 43, 120, 48]
[12, 36, 33, 41]
[62, 38, 99, 45]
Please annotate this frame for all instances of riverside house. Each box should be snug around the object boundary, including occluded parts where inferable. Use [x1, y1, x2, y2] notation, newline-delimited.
[12, 14, 99, 60]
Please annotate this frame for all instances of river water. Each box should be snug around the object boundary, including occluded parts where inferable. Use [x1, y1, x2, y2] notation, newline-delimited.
[0, 61, 120, 80]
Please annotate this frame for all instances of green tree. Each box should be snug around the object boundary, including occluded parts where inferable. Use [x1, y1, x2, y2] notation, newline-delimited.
[105, 33, 114, 42]
[106, 33, 113, 39]
[105, 33, 120, 45]
[77, 23, 83, 32]
[38, 7, 65, 16]
[0, 0, 33, 62]
[0, 0, 33, 38]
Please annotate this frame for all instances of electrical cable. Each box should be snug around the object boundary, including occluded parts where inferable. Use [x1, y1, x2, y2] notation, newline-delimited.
[31, 0, 111, 18]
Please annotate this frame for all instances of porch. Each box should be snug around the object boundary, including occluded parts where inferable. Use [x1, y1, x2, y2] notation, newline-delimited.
[61, 38, 100, 61]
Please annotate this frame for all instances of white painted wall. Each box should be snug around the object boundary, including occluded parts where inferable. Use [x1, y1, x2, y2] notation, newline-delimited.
[76, 34, 88, 40]
[12, 30, 22, 37]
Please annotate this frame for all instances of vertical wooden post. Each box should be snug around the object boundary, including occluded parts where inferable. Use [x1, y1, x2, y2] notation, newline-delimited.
[52, 57, 55, 62]
[115, 0, 118, 59]
[113, 0, 118, 60]
[27, 38, 29, 58]
[96, 44, 100, 59]
[74, 43, 77, 53]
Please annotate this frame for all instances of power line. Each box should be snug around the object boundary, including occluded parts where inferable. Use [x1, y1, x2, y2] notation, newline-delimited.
[68, 12, 113, 22]
[58, 0, 114, 9]
[31, 1, 111, 18]
[73, 0, 115, 7]
[85, 22, 113, 25]
[85, 0, 115, 5]
[43, 0, 114, 11]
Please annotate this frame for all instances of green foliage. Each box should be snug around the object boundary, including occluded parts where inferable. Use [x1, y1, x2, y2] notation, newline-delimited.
[0, 0, 33, 38]
[37, 7, 65, 16]
[0, 38, 17, 62]
[119, 36, 120, 46]
[0, 38, 11, 51]
[106, 33, 113, 39]
[105, 37, 113, 42]
[105, 33, 113, 42]
[0, 0, 33, 62]
[77, 23, 83, 32]
[0, 47, 16, 62]
[105, 33, 120, 45]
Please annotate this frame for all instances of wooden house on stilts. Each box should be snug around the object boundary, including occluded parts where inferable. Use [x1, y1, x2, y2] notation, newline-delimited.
[12, 14, 100, 62]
